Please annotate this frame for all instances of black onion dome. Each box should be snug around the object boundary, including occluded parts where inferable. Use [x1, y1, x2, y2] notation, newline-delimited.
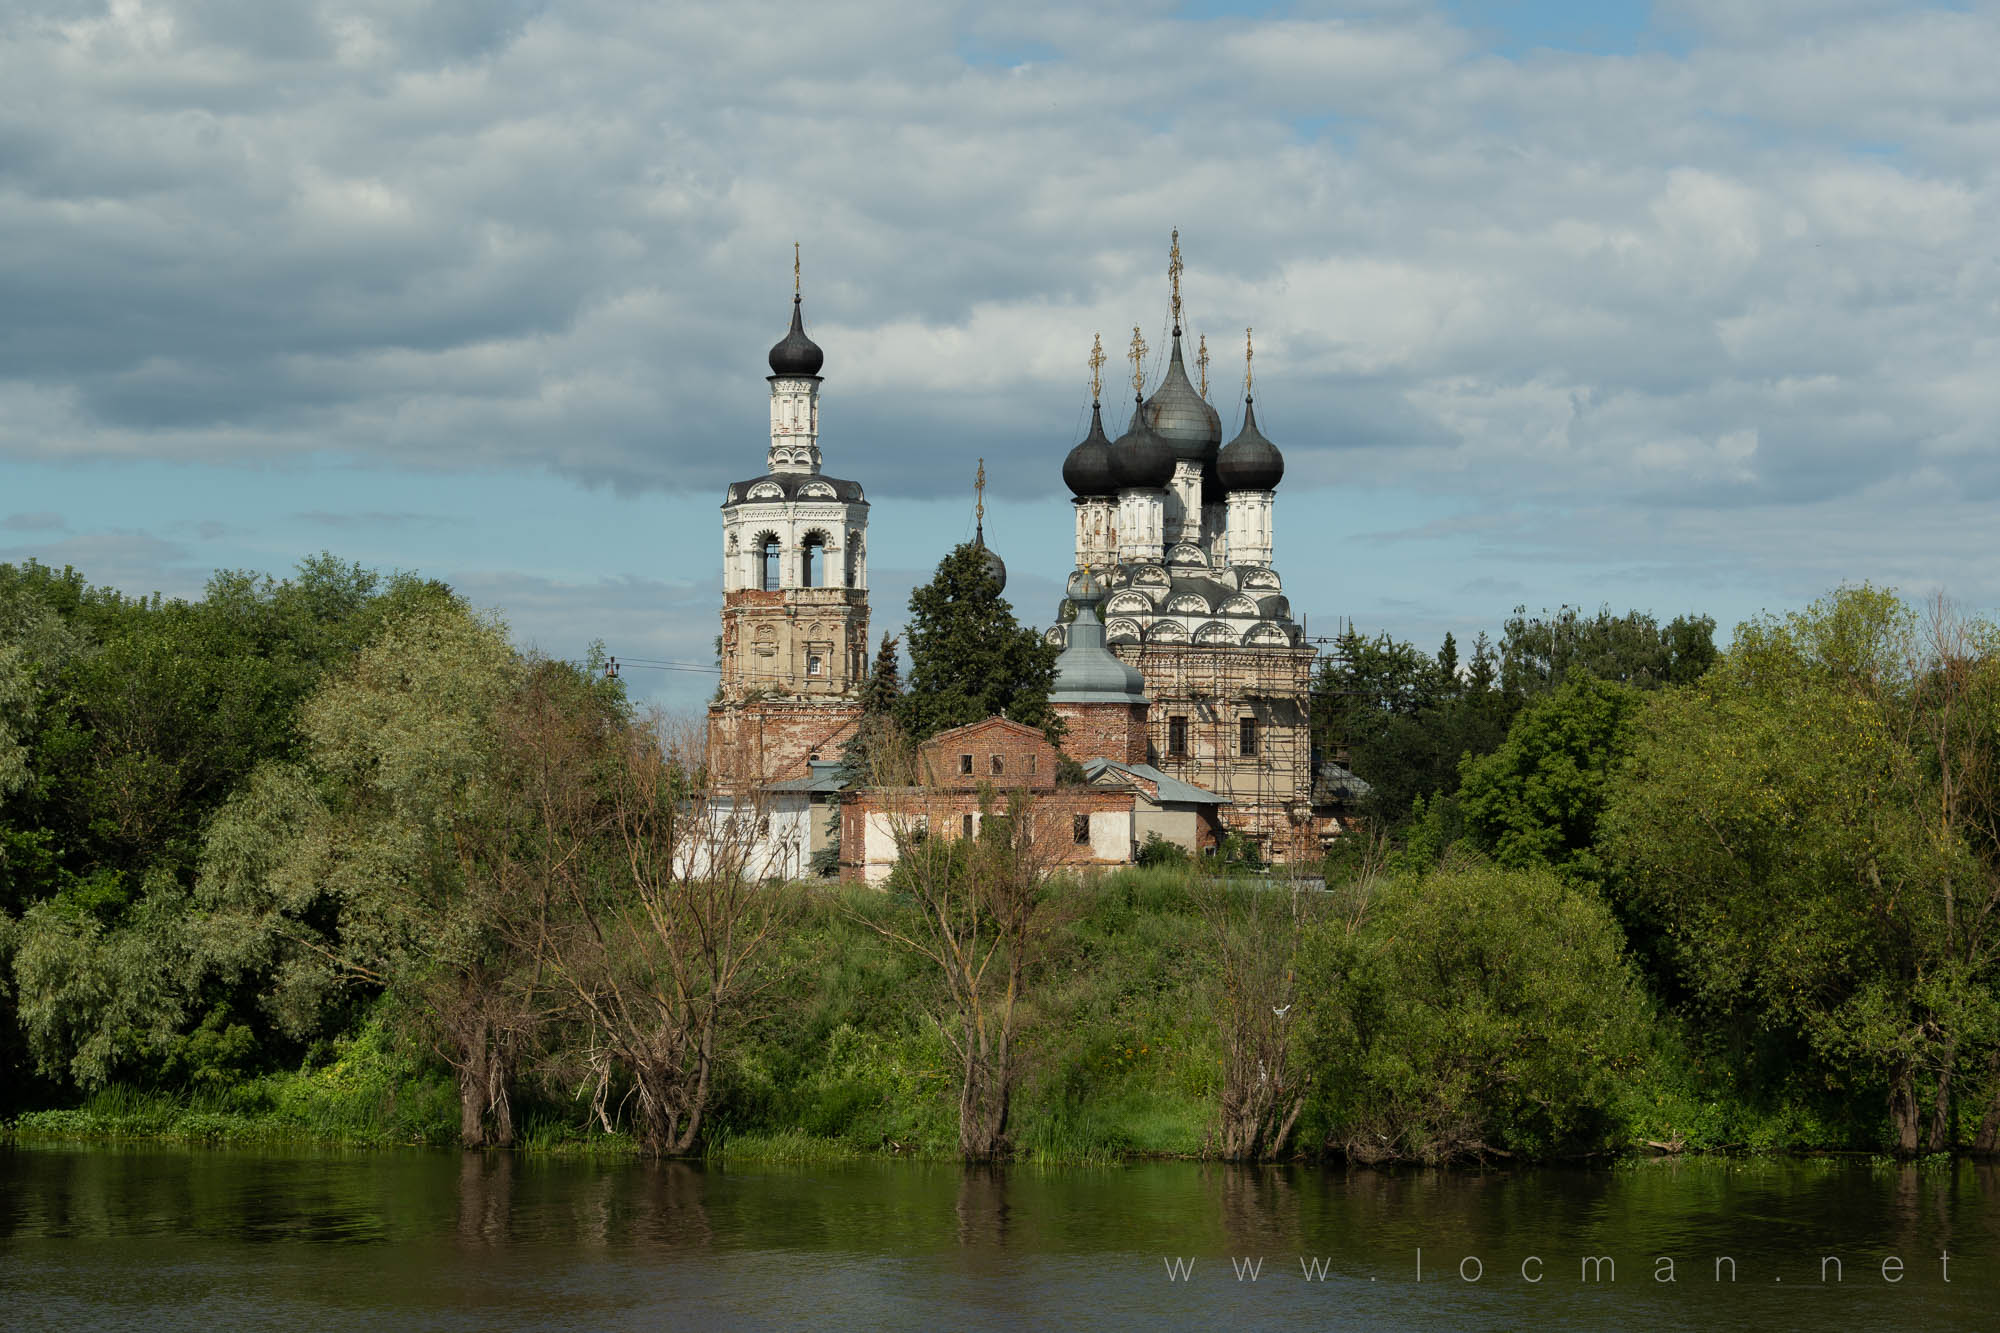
[768, 296, 824, 376]
[1110, 395, 1175, 489]
[1141, 331, 1223, 463]
[1217, 396, 1285, 491]
[1063, 401, 1117, 497]
[972, 523, 1007, 593]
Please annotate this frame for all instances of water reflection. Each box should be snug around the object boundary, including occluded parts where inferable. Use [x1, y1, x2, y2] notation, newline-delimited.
[5, 1147, 2000, 1330]
[455, 1151, 512, 1248]
[954, 1165, 1010, 1251]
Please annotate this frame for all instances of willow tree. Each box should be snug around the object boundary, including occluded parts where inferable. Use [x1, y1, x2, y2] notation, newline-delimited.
[197, 597, 538, 1147]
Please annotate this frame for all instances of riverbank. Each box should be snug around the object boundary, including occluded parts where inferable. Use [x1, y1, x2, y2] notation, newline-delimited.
[0, 868, 1933, 1167]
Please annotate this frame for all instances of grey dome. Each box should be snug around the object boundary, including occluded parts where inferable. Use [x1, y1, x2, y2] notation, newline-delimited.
[1063, 402, 1117, 497]
[1051, 581, 1148, 705]
[768, 296, 824, 377]
[1110, 396, 1175, 489]
[1141, 331, 1222, 463]
[1217, 396, 1284, 491]
[973, 524, 1006, 593]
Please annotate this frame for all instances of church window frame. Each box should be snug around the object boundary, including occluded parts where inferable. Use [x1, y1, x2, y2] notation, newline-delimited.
[1239, 717, 1259, 757]
[1167, 715, 1189, 759]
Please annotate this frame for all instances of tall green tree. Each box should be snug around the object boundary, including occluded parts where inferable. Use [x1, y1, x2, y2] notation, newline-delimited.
[2, 556, 445, 1098]
[1501, 604, 1716, 700]
[1313, 628, 1512, 827]
[1457, 669, 1643, 882]
[1601, 587, 2000, 1153]
[898, 544, 1058, 742]
[836, 633, 910, 788]
[195, 597, 538, 1145]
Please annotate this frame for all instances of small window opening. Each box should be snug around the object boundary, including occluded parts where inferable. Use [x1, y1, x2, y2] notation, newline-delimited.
[1239, 717, 1259, 757]
[962, 813, 975, 838]
[759, 536, 780, 590]
[1168, 716, 1189, 759]
[959, 753, 973, 775]
[990, 754, 1004, 775]
[1073, 814, 1090, 845]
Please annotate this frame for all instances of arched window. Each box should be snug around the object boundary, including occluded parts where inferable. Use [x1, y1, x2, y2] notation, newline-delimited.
[758, 534, 781, 590]
[802, 532, 828, 587]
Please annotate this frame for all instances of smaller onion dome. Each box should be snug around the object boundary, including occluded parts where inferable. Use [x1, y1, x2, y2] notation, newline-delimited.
[1063, 402, 1118, 497]
[1217, 396, 1285, 491]
[972, 522, 1007, 593]
[768, 296, 824, 377]
[1110, 395, 1176, 489]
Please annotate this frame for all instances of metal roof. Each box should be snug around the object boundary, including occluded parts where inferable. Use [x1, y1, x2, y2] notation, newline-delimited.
[1082, 757, 1227, 806]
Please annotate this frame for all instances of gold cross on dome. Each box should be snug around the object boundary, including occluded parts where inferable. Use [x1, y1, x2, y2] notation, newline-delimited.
[1128, 325, 1148, 398]
[1196, 334, 1210, 398]
[1245, 327, 1254, 394]
[793, 242, 800, 296]
[975, 458, 986, 527]
[1168, 229, 1184, 330]
[1088, 333, 1106, 402]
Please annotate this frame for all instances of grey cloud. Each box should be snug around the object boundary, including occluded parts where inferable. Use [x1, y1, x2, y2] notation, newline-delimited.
[3, 512, 66, 532]
[2, 0, 1999, 554]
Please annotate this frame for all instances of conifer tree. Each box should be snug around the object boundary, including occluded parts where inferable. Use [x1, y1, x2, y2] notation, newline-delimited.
[898, 543, 1059, 742]
[836, 633, 907, 788]
[861, 633, 901, 716]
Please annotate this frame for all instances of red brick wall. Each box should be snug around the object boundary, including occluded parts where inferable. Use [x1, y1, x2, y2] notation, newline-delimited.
[1054, 701, 1149, 766]
[708, 699, 860, 788]
[917, 719, 1058, 791]
[839, 787, 1133, 881]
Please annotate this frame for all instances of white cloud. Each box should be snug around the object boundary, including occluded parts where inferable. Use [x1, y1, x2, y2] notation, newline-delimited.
[5, 0, 2000, 653]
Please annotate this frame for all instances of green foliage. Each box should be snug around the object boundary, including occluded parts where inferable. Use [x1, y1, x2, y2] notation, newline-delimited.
[898, 543, 1059, 742]
[1600, 586, 2000, 1150]
[1134, 833, 1188, 868]
[1501, 603, 1717, 699]
[1458, 669, 1643, 880]
[1313, 627, 1512, 827]
[835, 633, 909, 789]
[1297, 863, 1652, 1163]
[1213, 832, 1263, 870]
[0, 556, 450, 1100]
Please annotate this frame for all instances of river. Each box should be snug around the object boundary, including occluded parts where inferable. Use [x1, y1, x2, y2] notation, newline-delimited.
[2, 1146, 1994, 1329]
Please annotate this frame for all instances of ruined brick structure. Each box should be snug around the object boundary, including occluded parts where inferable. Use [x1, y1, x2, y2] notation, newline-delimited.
[838, 718, 1145, 884]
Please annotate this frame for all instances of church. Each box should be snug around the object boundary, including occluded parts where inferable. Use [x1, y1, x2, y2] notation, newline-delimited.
[704, 244, 1360, 878]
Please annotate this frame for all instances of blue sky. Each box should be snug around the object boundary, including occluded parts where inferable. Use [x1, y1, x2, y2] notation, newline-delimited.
[6, 0, 1999, 710]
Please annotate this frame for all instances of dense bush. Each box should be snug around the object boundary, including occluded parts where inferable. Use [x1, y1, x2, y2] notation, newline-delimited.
[1298, 863, 1651, 1164]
